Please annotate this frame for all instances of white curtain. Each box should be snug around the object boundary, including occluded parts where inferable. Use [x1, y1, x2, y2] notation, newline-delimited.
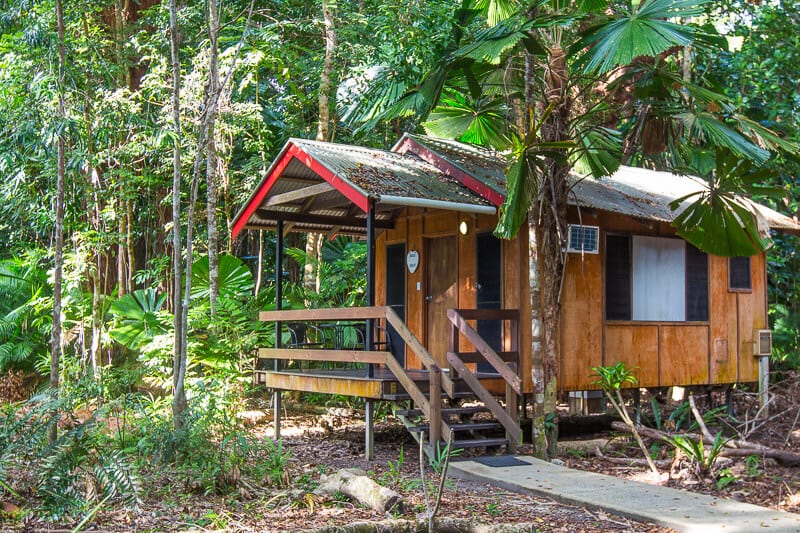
[632, 236, 685, 321]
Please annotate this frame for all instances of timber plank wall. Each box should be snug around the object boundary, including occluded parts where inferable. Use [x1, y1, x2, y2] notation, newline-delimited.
[375, 208, 533, 394]
[560, 209, 767, 390]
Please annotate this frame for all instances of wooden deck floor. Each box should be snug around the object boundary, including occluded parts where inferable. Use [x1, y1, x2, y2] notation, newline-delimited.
[255, 367, 507, 400]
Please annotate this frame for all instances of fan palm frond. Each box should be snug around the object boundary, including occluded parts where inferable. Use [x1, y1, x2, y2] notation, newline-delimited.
[578, 0, 709, 75]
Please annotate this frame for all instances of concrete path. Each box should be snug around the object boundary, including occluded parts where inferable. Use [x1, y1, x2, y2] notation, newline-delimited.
[450, 456, 800, 532]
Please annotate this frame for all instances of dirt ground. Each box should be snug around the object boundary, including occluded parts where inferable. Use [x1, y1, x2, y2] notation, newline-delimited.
[4, 374, 800, 532]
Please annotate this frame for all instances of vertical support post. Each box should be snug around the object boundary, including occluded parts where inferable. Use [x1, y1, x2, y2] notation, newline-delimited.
[506, 382, 518, 453]
[365, 200, 375, 378]
[758, 356, 769, 418]
[429, 364, 442, 446]
[365, 399, 375, 461]
[448, 319, 458, 377]
[633, 387, 641, 426]
[273, 220, 284, 440]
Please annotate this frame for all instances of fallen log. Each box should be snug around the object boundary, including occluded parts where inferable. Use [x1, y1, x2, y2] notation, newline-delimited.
[315, 468, 403, 514]
[611, 421, 800, 466]
[593, 446, 672, 469]
[304, 518, 539, 533]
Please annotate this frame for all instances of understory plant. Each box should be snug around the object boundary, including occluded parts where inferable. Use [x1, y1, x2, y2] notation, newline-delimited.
[592, 362, 659, 474]
[0, 389, 140, 520]
[663, 432, 729, 481]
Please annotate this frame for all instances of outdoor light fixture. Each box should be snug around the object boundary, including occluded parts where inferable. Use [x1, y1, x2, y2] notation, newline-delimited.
[459, 220, 469, 235]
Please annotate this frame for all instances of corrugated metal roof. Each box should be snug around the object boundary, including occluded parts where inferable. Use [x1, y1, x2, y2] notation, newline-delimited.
[400, 134, 799, 235]
[291, 139, 492, 207]
[396, 134, 508, 197]
[232, 135, 800, 237]
[570, 166, 799, 234]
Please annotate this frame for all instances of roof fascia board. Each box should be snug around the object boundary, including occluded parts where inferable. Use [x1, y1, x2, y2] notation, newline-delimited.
[396, 136, 506, 207]
[231, 141, 370, 240]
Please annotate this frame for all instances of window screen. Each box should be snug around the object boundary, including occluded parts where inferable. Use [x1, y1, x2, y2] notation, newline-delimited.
[729, 256, 752, 290]
[605, 235, 631, 320]
[686, 244, 709, 321]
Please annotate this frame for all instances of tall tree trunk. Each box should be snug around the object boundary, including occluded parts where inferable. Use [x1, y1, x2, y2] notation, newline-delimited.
[526, 44, 570, 459]
[304, 0, 337, 293]
[50, 0, 67, 444]
[206, 0, 220, 310]
[169, 0, 187, 429]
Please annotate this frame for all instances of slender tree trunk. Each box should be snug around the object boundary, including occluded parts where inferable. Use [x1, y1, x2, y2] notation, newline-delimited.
[81, 13, 104, 379]
[303, 0, 337, 293]
[49, 0, 67, 444]
[317, 0, 336, 143]
[206, 0, 220, 310]
[126, 200, 135, 288]
[169, 0, 187, 428]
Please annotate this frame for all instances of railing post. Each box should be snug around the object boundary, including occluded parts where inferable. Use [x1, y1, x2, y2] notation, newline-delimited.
[505, 382, 518, 453]
[448, 313, 458, 377]
[429, 364, 442, 446]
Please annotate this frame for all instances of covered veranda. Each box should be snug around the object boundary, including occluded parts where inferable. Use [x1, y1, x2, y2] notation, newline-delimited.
[231, 138, 523, 459]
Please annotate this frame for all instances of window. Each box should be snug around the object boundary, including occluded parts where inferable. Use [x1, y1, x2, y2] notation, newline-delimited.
[605, 235, 708, 322]
[729, 256, 752, 291]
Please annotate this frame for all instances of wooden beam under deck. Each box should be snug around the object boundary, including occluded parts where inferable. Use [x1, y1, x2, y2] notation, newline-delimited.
[256, 370, 385, 399]
[255, 367, 510, 399]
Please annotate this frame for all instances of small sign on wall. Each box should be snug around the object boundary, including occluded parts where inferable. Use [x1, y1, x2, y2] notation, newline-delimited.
[406, 250, 419, 274]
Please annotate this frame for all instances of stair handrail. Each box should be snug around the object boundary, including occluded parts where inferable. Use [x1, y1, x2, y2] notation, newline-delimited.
[446, 308, 521, 450]
[446, 309, 521, 394]
[383, 306, 457, 397]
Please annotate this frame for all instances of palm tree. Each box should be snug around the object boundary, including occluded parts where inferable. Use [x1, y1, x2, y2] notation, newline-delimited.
[345, 0, 795, 457]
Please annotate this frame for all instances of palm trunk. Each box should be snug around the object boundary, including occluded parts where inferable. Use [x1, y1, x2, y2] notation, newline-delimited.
[526, 44, 571, 459]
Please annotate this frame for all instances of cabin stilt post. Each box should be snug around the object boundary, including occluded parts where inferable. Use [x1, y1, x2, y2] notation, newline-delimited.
[758, 356, 770, 418]
[365, 399, 375, 461]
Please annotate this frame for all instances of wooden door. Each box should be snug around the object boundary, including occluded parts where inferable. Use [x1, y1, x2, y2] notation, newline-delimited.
[426, 236, 458, 366]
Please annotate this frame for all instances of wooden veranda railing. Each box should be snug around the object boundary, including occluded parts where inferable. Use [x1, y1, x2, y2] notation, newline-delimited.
[257, 306, 451, 444]
[447, 308, 521, 451]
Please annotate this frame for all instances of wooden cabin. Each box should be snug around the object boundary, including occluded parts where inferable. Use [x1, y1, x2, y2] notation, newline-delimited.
[231, 134, 800, 456]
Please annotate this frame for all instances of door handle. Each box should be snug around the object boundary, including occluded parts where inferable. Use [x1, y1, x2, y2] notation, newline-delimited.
[425, 295, 433, 301]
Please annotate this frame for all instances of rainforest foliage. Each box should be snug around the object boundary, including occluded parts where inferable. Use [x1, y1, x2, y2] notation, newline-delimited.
[0, 0, 797, 519]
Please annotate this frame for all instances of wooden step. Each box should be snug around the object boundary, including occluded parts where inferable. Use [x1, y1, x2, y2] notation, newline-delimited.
[451, 437, 508, 449]
[451, 351, 518, 364]
[395, 406, 489, 417]
[383, 390, 477, 401]
[447, 422, 501, 432]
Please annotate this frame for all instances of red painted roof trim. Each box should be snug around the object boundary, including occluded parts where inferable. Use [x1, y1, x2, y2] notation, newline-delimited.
[231, 142, 369, 240]
[396, 137, 506, 207]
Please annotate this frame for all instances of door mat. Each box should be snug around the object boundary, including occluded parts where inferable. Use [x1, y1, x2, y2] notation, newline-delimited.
[473, 456, 529, 468]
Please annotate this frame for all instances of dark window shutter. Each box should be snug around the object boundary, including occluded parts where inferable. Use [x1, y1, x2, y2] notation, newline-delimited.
[605, 235, 631, 320]
[686, 244, 709, 321]
[729, 256, 752, 290]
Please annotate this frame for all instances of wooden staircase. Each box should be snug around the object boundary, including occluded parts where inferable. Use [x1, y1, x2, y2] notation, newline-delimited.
[389, 308, 523, 456]
[256, 305, 523, 457]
